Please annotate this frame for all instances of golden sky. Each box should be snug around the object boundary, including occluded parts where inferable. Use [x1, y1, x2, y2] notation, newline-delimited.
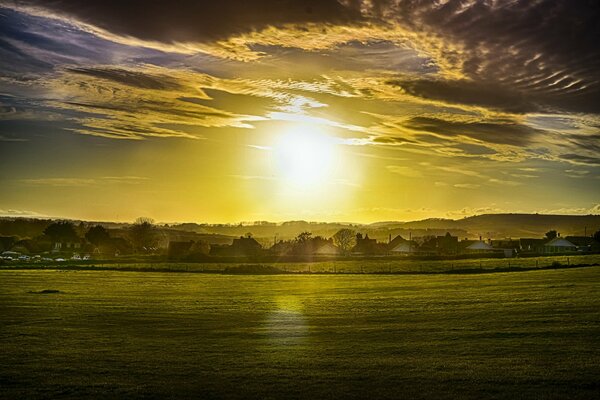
[0, 1, 599, 223]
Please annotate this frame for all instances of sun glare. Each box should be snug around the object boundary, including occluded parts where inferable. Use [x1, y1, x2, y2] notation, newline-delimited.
[272, 125, 337, 188]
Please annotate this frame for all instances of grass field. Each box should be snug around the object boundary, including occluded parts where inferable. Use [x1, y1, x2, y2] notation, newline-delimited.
[1, 267, 599, 399]
[5, 253, 600, 274]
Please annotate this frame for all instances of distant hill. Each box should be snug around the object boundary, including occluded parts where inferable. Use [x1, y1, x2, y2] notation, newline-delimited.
[170, 214, 600, 241]
[453, 213, 599, 238]
[1, 214, 598, 243]
[380, 214, 600, 239]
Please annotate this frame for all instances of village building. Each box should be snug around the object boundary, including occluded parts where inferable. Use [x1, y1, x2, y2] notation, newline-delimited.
[436, 233, 459, 255]
[465, 240, 496, 254]
[269, 240, 294, 256]
[543, 237, 577, 253]
[519, 238, 547, 254]
[211, 236, 263, 257]
[352, 233, 387, 255]
[314, 242, 341, 256]
[565, 236, 600, 253]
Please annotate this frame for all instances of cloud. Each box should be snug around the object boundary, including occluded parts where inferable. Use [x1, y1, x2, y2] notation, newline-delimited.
[0, 132, 27, 141]
[66, 67, 184, 91]
[6, 0, 362, 43]
[0, 208, 44, 217]
[559, 153, 600, 166]
[453, 183, 480, 189]
[404, 116, 541, 147]
[17, 176, 149, 186]
[388, 78, 537, 114]
[38, 65, 271, 139]
[488, 178, 522, 187]
[369, 0, 600, 114]
[6, 0, 600, 114]
[386, 165, 422, 178]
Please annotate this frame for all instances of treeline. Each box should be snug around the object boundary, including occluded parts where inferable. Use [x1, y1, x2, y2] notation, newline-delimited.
[0, 217, 161, 256]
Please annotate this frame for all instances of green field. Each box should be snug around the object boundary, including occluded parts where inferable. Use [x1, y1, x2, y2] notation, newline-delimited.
[1, 267, 599, 399]
[5, 253, 600, 274]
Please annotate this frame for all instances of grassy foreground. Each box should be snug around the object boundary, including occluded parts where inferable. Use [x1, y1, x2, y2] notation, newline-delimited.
[0, 268, 599, 399]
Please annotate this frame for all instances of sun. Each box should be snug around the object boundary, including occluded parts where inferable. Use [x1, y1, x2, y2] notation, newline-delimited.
[272, 125, 337, 188]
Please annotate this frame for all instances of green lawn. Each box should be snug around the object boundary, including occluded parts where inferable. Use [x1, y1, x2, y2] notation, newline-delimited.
[1, 267, 599, 399]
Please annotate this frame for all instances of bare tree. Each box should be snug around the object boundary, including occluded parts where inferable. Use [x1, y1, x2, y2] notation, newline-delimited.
[129, 217, 157, 253]
[333, 228, 356, 255]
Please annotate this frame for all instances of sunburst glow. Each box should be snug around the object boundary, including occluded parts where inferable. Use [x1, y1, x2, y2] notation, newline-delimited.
[272, 125, 337, 189]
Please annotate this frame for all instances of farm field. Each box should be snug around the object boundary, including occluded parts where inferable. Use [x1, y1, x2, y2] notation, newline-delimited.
[4, 253, 600, 274]
[0, 267, 599, 399]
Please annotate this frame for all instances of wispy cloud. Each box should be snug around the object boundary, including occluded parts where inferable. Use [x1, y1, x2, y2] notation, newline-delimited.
[453, 183, 480, 189]
[0, 208, 45, 217]
[17, 176, 150, 187]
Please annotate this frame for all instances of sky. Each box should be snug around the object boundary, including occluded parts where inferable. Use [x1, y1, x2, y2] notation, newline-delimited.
[0, 0, 599, 223]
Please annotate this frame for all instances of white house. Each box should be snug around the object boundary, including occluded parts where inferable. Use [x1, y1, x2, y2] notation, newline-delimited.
[543, 237, 577, 253]
[466, 240, 495, 253]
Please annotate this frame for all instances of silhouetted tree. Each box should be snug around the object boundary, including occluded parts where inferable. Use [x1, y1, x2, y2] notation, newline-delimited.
[545, 230, 557, 240]
[291, 232, 313, 255]
[76, 221, 86, 236]
[129, 217, 157, 253]
[85, 225, 110, 246]
[43, 221, 78, 242]
[333, 228, 356, 255]
[593, 229, 600, 242]
[295, 232, 312, 244]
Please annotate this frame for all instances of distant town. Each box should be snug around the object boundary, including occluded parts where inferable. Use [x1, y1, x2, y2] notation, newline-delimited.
[1, 214, 599, 263]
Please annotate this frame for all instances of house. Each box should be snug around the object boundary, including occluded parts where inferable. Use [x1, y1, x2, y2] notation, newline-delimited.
[212, 236, 263, 257]
[436, 232, 459, 255]
[389, 242, 414, 254]
[269, 240, 294, 256]
[352, 234, 386, 255]
[565, 236, 600, 253]
[168, 240, 211, 260]
[519, 238, 546, 254]
[168, 241, 195, 260]
[314, 242, 341, 256]
[388, 234, 408, 250]
[491, 239, 520, 258]
[52, 239, 84, 253]
[543, 237, 577, 253]
[387, 235, 415, 254]
[466, 240, 496, 253]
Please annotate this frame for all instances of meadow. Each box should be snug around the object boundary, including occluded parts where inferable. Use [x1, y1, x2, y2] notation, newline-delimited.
[5, 253, 600, 274]
[1, 266, 599, 399]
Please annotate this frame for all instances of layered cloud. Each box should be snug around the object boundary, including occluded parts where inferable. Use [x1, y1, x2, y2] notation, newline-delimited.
[0, 1, 598, 220]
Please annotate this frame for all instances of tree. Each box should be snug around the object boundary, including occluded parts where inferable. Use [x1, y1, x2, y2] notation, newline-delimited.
[292, 232, 312, 255]
[332, 228, 356, 255]
[85, 225, 110, 246]
[545, 230, 557, 240]
[43, 221, 78, 242]
[295, 232, 312, 244]
[129, 217, 157, 253]
[593, 229, 600, 242]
